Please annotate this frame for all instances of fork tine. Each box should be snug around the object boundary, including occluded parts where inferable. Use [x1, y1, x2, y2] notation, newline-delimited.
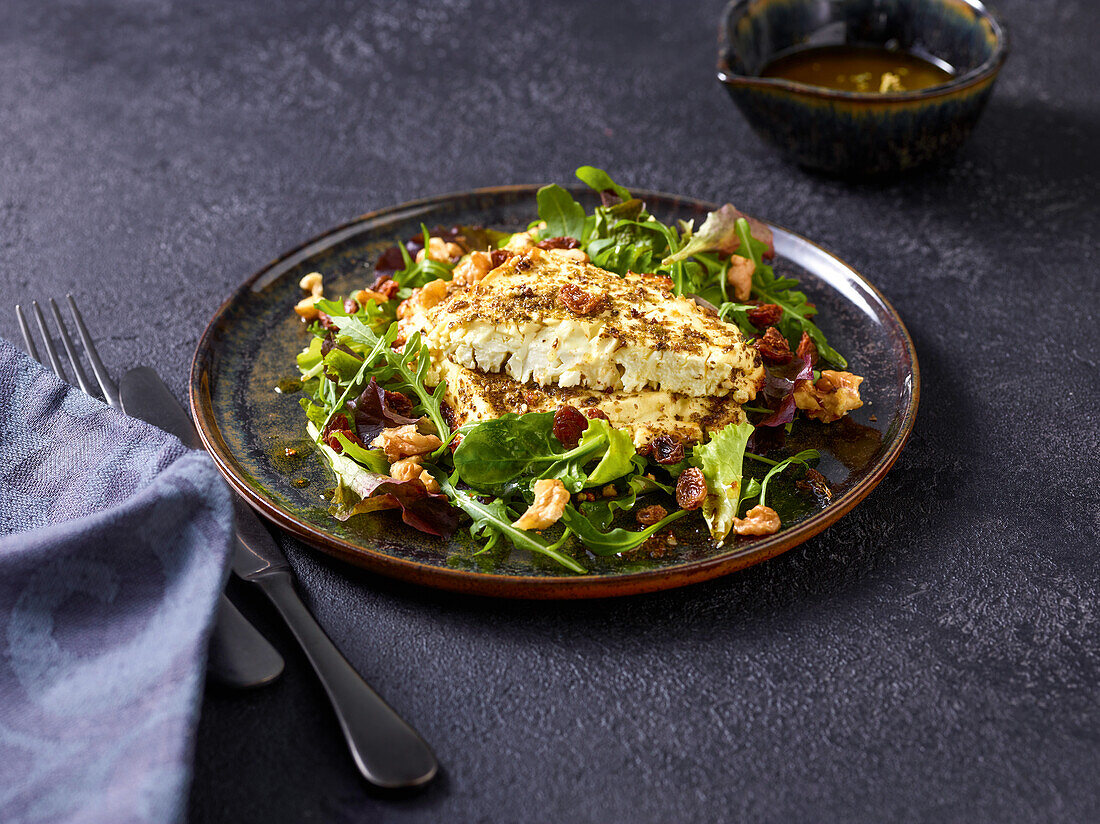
[49, 298, 95, 396]
[31, 301, 67, 381]
[66, 294, 120, 407]
[15, 305, 42, 364]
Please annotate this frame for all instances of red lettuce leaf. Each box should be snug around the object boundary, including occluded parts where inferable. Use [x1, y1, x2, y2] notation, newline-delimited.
[756, 354, 813, 428]
[347, 378, 419, 441]
[336, 472, 459, 538]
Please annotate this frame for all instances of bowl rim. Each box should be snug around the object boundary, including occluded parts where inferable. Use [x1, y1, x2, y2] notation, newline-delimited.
[716, 0, 1009, 102]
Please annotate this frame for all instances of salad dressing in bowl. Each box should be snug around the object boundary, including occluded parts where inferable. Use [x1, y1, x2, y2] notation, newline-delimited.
[761, 44, 955, 94]
[717, 0, 1008, 175]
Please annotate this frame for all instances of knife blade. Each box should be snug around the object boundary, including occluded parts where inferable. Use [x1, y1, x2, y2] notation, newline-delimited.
[118, 367, 285, 689]
[119, 367, 438, 788]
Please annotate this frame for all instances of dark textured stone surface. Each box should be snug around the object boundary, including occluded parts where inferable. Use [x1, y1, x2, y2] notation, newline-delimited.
[1, 1, 1098, 821]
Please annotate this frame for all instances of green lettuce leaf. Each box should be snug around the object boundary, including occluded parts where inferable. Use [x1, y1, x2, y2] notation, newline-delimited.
[694, 419, 754, 545]
[332, 432, 389, 474]
[536, 184, 586, 240]
[452, 412, 636, 495]
[580, 419, 635, 486]
[575, 166, 631, 201]
[296, 337, 323, 373]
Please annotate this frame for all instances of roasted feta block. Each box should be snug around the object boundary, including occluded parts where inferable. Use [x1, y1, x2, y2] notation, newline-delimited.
[399, 247, 763, 403]
[436, 360, 746, 449]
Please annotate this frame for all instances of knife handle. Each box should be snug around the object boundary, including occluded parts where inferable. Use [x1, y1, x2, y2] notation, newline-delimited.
[206, 592, 285, 689]
[254, 570, 438, 789]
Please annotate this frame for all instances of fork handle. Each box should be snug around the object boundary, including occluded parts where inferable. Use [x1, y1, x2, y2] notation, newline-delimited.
[254, 570, 438, 788]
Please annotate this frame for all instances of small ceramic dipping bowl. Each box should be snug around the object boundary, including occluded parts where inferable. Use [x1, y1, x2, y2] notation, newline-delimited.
[717, 0, 1008, 175]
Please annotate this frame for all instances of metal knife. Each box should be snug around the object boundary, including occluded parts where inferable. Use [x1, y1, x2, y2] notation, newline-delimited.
[119, 367, 439, 789]
[118, 368, 284, 689]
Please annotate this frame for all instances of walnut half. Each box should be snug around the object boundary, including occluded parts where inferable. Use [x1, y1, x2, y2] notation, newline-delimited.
[370, 424, 442, 462]
[794, 370, 864, 423]
[733, 504, 781, 536]
[726, 254, 755, 302]
[512, 478, 569, 531]
[389, 455, 440, 493]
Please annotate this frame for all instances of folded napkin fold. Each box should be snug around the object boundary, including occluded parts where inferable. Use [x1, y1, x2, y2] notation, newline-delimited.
[0, 338, 234, 824]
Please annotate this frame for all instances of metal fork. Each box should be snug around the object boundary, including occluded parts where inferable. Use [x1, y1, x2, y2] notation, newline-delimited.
[15, 295, 285, 689]
[16, 296, 118, 406]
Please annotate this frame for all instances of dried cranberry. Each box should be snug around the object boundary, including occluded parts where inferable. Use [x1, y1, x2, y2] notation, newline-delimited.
[343, 297, 360, 314]
[489, 249, 513, 268]
[552, 405, 588, 448]
[440, 401, 456, 430]
[558, 282, 605, 315]
[582, 408, 609, 421]
[796, 331, 818, 366]
[383, 389, 414, 418]
[374, 244, 409, 276]
[755, 327, 793, 365]
[675, 468, 707, 511]
[747, 303, 783, 328]
[342, 431, 367, 448]
[535, 236, 580, 250]
[370, 276, 401, 301]
[651, 435, 685, 465]
[322, 414, 352, 440]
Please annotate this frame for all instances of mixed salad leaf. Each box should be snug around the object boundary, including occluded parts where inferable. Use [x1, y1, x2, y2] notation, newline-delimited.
[287, 167, 855, 573]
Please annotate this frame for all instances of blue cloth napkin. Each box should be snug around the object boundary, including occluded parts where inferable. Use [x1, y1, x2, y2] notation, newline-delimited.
[0, 338, 234, 824]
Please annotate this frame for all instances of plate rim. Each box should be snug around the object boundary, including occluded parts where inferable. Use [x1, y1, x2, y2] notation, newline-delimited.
[190, 185, 920, 599]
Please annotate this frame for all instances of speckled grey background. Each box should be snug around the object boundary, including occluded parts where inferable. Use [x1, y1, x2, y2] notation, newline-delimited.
[1, 0, 1098, 821]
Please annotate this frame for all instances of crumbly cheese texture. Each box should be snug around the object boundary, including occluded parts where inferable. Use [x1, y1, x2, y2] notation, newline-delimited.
[435, 359, 746, 448]
[400, 248, 763, 402]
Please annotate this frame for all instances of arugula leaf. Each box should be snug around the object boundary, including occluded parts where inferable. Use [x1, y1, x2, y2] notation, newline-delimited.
[718, 301, 758, 340]
[575, 166, 631, 201]
[733, 219, 848, 368]
[388, 225, 455, 296]
[758, 449, 820, 507]
[739, 477, 763, 516]
[579, 473, 668, 530]
[694, 419, 754, 545]
[536, 184, 586, 241]
[324, 309, 450, 442]
[560, 505, 686, 555]
[437, 475, 585, 573]
[581, 485, 637, 531]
